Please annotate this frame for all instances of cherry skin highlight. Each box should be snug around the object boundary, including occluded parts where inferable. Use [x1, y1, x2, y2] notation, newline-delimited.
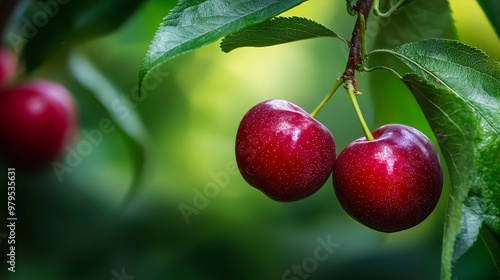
[235, 99, 336, 202]
[0, 80, 78, 166]
[333, 124, 443, 232]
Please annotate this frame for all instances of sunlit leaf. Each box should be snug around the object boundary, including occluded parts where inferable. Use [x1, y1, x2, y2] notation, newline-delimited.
[220, 17, 345, 53]
[139, 0, 306, 90]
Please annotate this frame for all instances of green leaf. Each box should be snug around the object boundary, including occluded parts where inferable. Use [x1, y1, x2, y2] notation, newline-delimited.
[369, 0, 456, 129]
[69, 51, 149, 205]
[138, 0, 307, 89]
[373, 0, 417, 16]
[8, 0, 145, 71]
[387, 39, 500, 279]
[220, 17, 345, 53]
[392, 39, 500, 135]
[374, 0, 418, 17]
[401, 74, 477, 280]
[390, 0, 416, 9]
[477, 0, 500, 39]
[371, 0, 456, 50]
[481, 226, 500, 275]
[346, 0, 356, 16]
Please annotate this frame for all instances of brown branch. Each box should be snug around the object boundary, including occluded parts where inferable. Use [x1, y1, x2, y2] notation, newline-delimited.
[342, 0, 374, 92]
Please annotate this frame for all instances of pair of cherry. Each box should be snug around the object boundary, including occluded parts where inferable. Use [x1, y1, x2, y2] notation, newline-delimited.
[0, 48, 77, 167]
[235, 99, 443, 233]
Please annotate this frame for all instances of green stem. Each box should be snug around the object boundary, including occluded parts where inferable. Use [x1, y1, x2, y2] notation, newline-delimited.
[373, 0, 406, 18]
[337, 35, 351, 47]
[359, 14, 368, 64]
[342, 0, 374, 92]
[346, 0, 356, 16]
[310, 78, 343, 118]
[346, 80, 374, 141]
[360, 65, 403, 79]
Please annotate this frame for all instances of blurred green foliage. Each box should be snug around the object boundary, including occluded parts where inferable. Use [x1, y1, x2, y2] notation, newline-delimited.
[0, 0, 498, 279]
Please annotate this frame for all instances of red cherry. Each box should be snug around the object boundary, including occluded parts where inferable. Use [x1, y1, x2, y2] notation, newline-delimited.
[0, 48, 16, 86]
[333, 124, 443, 232]
[0, 80, 78, 166]
[236, 99, 336, 202]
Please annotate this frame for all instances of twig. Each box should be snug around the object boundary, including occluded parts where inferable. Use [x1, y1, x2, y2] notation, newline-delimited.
[342, 0, 374, 92]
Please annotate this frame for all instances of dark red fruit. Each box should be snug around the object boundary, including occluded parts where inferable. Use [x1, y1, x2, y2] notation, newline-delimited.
[0, 48, 16, 86]
[0, 80, 78, 166]
[235, 99, 336, 202]
[333, 124, 443, 232]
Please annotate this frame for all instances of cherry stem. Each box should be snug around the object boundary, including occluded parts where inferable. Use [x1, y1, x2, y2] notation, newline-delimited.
[346, 81, 374, 141]
[373, 0, 406, 18]
[359, 14, 368, 65]
[311, 0, 375, 134]
[342, 0, 374, 91]
[310, 78, 343, 118]
[339, 0, 374, 140]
